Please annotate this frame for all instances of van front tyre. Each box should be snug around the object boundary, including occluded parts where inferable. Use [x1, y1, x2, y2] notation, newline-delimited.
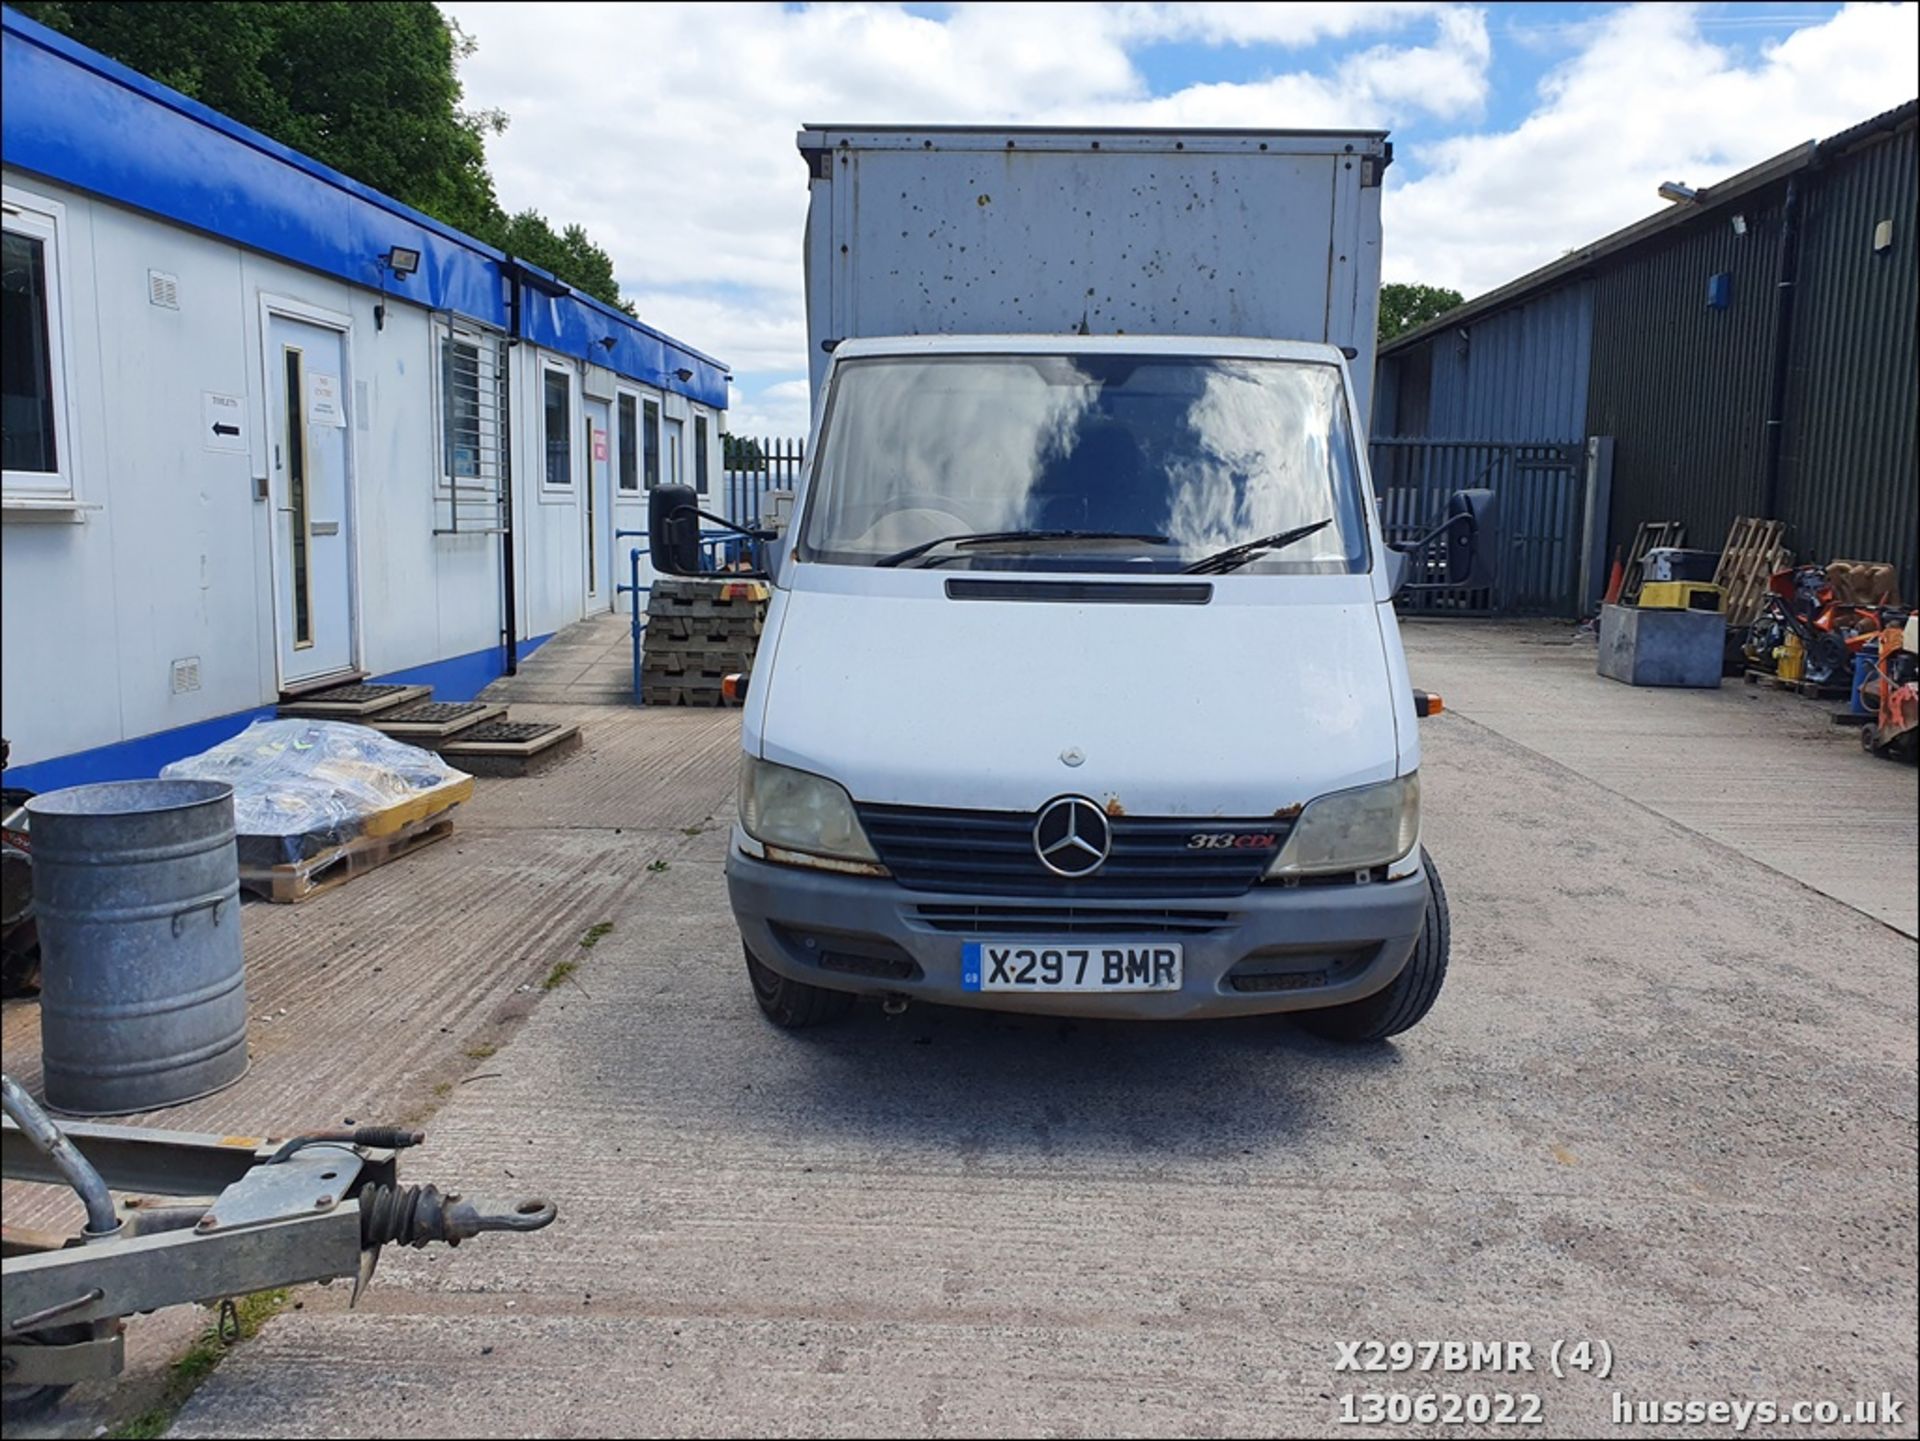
[743, 942, 856, 1028]
[1295, 849, 1449, 1043]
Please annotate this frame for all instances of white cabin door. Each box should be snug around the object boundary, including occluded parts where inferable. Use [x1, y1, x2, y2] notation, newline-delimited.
[265, 312, 356, 684]
[584, 396, 612, 610]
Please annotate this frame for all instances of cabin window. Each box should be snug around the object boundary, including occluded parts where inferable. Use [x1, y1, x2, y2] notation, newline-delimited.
[1, 191, 72, 498]
[642, 399, 661, 488]
[543, 367, 573, 488]
[617, 393, 639, 492]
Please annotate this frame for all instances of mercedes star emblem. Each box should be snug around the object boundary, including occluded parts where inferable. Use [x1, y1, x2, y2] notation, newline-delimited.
[1033, 796, 1112, 877]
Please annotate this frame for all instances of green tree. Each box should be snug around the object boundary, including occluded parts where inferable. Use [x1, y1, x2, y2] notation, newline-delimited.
[13, 1, 628, 310]
[489, 212, 635, 317]
[723, 434, 766, 469]
[1378, 282, 1465, 342]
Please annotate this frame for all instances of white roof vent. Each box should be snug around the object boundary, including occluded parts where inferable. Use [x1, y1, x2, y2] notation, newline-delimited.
[148, 270, 180, 309]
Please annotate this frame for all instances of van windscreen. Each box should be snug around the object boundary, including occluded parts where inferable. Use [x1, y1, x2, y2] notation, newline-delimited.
[798, 354, 1370, 574]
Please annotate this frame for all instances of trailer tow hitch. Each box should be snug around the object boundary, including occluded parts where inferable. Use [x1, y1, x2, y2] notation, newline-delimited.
[1, 1072, 556, 1409]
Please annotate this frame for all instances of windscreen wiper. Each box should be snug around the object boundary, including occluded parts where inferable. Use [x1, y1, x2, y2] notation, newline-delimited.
[1180, 518, 1334, 575]
[875, 530, 1174, 568]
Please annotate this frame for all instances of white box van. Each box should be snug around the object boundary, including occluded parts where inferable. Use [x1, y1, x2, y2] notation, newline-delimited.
[649, 129, 1490, 1040]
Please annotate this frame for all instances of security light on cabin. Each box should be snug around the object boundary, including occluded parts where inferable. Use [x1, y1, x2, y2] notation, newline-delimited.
[381, 246, 422, 279]
[674, 367, 695, 383]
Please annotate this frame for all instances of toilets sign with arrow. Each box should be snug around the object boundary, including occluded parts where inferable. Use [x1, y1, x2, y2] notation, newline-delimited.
[203, 391, 247, 453]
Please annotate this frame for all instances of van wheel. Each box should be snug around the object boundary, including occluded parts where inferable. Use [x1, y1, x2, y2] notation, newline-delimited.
[1296, 848, 1449, 1043]
[743, 942, 856, 1028]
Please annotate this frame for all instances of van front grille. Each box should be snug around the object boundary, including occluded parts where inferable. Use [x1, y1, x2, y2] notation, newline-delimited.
[914, 904, 1234, 935]
[857, 804, 1287, 898]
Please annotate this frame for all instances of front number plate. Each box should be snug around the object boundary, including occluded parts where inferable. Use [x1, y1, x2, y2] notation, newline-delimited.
[962, 941, 1183, 993]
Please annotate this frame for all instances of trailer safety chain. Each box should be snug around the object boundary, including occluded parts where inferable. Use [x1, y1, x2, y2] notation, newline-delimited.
[264, 1127, 425, 1165]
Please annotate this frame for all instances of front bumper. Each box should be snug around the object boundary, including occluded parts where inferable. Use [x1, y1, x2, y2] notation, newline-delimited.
[726, 846, 1430, 1020]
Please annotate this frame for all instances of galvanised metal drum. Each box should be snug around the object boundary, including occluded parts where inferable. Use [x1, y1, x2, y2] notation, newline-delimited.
[26, 779, 248, 1114]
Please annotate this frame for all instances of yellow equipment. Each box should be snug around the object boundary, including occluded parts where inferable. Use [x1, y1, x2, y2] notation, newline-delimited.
[1776, 631, 1806, 681]
[1636, 580, 1723, 612]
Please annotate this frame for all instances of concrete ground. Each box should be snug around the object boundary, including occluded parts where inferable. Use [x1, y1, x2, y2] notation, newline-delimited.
[485, 608, 634, 705]
[1, 687, 738, 1437]
[11, 619, 1915, 1438]
[1402, 619, 1919, 939]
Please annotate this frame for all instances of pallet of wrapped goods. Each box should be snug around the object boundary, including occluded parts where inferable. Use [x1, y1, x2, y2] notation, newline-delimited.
[162, 719, 472, 902]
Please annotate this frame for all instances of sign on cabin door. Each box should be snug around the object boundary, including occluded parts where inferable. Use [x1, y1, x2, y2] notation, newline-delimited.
[265, 310, 356, 684]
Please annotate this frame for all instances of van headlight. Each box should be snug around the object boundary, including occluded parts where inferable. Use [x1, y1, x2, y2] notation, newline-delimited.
[739, 756, 883, 870]
[1265, 773, 1419, 877]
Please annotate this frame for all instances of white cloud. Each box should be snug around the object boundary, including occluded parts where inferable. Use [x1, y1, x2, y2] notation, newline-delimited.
[443, 1, 1917, 432]
[1384, 2, 1920, 295]
[1039, 8, 1488, 129]
[626, 289, 805, 377]
[728, 378, 815, 438]
[1104, 1, 1448, 46]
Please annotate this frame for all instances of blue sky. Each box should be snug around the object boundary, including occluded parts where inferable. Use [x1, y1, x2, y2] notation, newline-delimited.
[1133, 4, 1850, 171]
[445, 2, 1915, 436]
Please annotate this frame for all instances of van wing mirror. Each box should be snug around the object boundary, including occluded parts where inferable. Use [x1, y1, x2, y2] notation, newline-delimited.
[1446, 487, 1499, 592]
[1387, 487, 1499, 596]
[649, 484, 702, 576]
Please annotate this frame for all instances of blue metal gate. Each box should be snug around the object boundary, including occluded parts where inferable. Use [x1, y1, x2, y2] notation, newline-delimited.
[1368, 438, 1587, 615]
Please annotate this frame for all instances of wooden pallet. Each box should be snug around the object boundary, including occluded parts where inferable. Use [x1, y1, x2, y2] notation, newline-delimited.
[240, 813, 454, 903]
[370, 700, 505, 741]
[640, 679, 738, 708]
[649, 577, 771, 607]
[642, 650, 755, 678]
[276, 682, 431, 719]
[641, 632, 761, 657]
[645, 615, 764, 646]
[1618, 521, 1686, 606]
[1744, 668, 1850, 700]
[1713, 517, 1790, 628]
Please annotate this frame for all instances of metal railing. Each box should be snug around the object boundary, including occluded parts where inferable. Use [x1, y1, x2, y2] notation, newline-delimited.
[722, 435, 804, 528]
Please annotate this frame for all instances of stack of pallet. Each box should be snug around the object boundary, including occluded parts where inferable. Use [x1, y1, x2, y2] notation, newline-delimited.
[641, 577, 769, 706]
[1713, 517, 1790, 629]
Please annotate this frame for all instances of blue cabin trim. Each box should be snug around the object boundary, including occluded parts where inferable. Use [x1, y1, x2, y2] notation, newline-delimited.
[4, 635, 555, 795]
[0, 6, 727, 406]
